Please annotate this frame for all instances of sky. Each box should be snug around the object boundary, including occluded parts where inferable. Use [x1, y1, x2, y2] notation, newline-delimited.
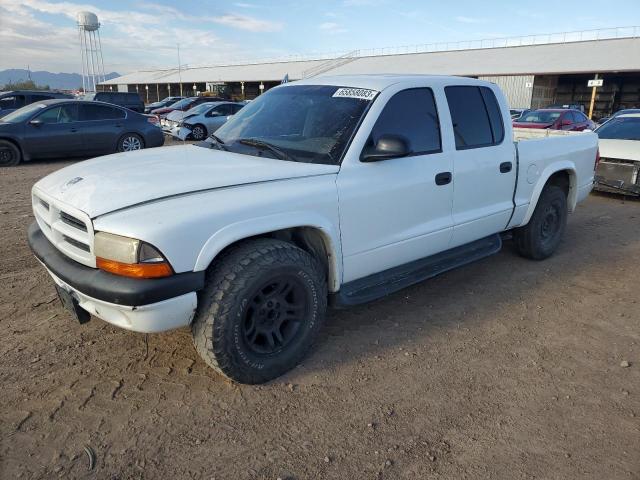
[1, 0, 639, 74]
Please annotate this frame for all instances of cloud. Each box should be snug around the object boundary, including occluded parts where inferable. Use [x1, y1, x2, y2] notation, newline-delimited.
[213, 14, 282, 32]
[319, 22, 348, 34]
[455, 16, 486, 24]
[0, 0, 283, 72]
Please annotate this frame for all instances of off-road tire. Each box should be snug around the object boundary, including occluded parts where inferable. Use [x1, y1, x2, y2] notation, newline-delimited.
[0, 140, 21, 167]
[514, 184, 568, 260]
[192, 238, 327, 384]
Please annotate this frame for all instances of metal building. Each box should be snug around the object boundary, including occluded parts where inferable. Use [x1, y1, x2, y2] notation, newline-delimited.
[99, 27, 640, 118]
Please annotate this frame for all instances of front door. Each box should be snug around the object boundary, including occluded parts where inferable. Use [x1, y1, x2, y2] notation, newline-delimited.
[23, 103, 83, 158]
[444, 85, 516, 248]
[338, 87, 454, 283]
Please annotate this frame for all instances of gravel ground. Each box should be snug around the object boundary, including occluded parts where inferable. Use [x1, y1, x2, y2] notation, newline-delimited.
[1, 155, 639, 479]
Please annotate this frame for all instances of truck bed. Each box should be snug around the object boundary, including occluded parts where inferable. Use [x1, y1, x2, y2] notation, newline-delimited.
[507, 128, 599, 228]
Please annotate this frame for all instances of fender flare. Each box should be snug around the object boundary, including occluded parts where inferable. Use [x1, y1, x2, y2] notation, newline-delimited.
[522, 161, 577, 225]
[193, 212, 343, 292]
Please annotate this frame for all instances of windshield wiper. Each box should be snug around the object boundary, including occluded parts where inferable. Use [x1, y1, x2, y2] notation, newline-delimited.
[208, 133, 228, 151]
[237, 138, 293, 161]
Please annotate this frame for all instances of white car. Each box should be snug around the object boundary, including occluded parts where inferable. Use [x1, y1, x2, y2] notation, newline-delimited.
[594, 113, 640, 195]
[171, 101, 244, 141]
[28, 75, 598, 384]
[159, 103, 214, 135]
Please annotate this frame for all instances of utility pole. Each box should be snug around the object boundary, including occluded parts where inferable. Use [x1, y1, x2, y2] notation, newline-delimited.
[177, 43, 183, 97]
[588, 73, 600, 119]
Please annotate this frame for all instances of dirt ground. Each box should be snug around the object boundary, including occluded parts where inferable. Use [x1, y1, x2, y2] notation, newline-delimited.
[1, 156, 639, 480]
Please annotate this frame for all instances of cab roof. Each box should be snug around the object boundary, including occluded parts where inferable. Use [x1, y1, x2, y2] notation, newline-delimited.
[288, 74, 496, 92]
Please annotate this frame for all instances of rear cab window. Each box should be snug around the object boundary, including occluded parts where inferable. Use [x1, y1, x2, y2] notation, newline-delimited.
[445, 85, 504, 149]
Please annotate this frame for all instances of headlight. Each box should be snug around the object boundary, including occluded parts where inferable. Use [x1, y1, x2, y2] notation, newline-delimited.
[94, 232, 173, 278]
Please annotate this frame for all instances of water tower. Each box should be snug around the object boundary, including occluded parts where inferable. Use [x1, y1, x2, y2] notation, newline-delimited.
[77, 11, 106, 93]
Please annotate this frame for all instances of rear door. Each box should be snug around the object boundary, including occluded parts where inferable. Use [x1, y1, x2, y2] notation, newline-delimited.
[78, 103, 127, 154]
[23, 103, 83, 158]
[445, 85, 516, 247]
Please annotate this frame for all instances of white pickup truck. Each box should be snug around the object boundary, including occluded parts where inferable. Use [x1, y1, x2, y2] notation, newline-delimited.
[28, 75, 599, 384]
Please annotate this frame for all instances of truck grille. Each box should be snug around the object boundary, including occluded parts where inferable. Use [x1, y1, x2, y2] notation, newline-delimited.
[32, 189, 96, 267]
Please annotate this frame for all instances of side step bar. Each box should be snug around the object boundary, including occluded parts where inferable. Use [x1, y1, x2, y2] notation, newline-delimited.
[333, 234, 502, 307]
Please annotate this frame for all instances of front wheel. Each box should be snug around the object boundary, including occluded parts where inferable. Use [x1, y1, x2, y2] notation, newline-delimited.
[190, 124, 207, 141]
[192, 238, 327, 384]
[514, 184, 568, 260]
[0, 140, 21, 167]
[117, 133, 144, 152]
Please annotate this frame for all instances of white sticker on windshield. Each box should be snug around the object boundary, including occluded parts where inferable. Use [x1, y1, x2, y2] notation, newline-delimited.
[332, 87, 378, 100]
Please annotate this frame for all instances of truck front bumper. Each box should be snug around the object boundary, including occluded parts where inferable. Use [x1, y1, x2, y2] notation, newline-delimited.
[27, 222, 205, 333]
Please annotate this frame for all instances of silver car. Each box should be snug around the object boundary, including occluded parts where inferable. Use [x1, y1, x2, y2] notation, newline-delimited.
[171, 102, 244, 141]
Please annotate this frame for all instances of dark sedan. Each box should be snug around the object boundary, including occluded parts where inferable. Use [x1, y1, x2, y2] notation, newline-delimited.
[0, 100, 164, 167]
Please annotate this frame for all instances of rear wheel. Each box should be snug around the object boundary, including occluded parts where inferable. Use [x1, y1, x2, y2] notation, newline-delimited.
[514, 184, 568, 260]
[117, 133, 144, 152]
[0, 140, 21, 167]
[190, 124, 207, 141]
[192, 238, 327, 384]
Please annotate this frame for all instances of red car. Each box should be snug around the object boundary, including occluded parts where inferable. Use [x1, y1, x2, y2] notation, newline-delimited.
[513, 109, 596, 131]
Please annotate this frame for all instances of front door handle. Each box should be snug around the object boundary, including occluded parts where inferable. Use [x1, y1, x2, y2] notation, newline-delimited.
[435, 172, 452, 186]
[500, 161, 512, 173]
[70, 128, 78, 133]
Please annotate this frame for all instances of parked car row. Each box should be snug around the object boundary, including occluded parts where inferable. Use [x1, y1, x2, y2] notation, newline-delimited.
[513, 108, 596, 131]
[162, 101, 245, 140]
[0, 100, 164, 167]
[144, 96, 184, 114]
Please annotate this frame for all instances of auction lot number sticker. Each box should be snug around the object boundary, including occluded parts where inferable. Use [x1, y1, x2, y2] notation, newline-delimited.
[333, 87, 378, 100]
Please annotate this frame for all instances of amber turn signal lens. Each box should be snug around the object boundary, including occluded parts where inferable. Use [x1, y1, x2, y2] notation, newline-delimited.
[96, 257, 173, 279]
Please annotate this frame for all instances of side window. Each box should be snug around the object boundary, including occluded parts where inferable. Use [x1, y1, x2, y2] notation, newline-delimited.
[574, 111, 587, 123]
[479, 87, 505, 144]
[445, 86, 498, 149]
[564, 112, 576, 124]
[80, 104, 126, 121]
[35, 104, 78, 124]
[217, 104, 233, 116]
[29, 94, 54, 103]
[232, 104, 244, 114]
[0, 95, 26, 109]
[366, 88, 441, 156]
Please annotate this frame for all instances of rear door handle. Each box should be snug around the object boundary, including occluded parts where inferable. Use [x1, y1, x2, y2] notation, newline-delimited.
[500, 161, 512, 173]
[435, 172, 452, 186]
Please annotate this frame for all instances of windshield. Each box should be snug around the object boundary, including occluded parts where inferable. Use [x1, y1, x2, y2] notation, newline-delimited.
[185, 103, 216, 116]
[205, 85, 375, 165]
[518, 111, 562, 123]
[168, 98, 194, 109]
[596, 117, 640, 140]
[0, 102, 47, 123]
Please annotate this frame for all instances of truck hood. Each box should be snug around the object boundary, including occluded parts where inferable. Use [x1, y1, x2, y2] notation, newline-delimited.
[33, 144, 339, 218]
[598, 138, 640, 161]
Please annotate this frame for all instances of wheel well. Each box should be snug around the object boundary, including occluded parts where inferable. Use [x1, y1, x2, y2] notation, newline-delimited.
[546, 170, 572, 196]
[213, 227, 336, 290]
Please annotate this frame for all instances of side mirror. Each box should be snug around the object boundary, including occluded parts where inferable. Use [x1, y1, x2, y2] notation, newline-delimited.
[29, 119, 43, 127]
[361, 135, 411, 162]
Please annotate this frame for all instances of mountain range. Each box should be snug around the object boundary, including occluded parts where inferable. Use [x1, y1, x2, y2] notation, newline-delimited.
[0, 69, 120, 90]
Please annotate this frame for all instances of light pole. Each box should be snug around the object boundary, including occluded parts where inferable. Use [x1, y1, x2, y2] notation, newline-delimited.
[145, 85, 149, 103]
[193, 84, 197, 96]
[259, 82, 264, 95]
